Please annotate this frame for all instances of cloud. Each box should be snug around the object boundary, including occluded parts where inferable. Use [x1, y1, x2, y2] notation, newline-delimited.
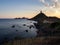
[39, 0, 60, 8]
[51, 0, 58, 2]
[51, 0, 60, 8]
[39, 0, 49, 7]
[39, 0, 60, 16]
[39, 0, 45, 3]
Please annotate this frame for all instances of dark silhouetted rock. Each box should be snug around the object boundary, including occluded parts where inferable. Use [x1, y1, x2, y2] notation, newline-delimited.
[23, 24, 26, 26]
[16, 30, 18, 32]
[31, 11, 47, 21]
[29, 25, 34, 29]
[33, 23, 40, 29]
[11, 25, 15, 28]
[25, 30, 28, 32]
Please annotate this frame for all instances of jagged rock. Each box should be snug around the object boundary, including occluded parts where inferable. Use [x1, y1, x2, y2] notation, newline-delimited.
[11, 25, 15, 28]
[29, 25, 34, 29]
[25, 30, 28, 32]
[23, 24, 26, 26]
[16, 30, 18, 32]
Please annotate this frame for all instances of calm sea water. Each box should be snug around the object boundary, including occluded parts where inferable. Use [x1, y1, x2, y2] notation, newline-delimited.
[0, 19, 37, 43]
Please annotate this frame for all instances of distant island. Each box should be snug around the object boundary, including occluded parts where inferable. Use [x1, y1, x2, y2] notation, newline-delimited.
[15, 17, 29, 20]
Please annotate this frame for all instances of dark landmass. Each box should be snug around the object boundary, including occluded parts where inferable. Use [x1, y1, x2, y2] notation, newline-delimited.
[31, 11, 60, 22]
[31, 11, 60, 37]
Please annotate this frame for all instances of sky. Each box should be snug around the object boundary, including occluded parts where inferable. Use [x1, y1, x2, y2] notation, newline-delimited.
[0, 0, 60, 18]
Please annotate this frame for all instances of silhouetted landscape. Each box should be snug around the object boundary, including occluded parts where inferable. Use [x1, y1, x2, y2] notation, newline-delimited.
[0, 11, 60, 45]
[0, 0, 60, 45]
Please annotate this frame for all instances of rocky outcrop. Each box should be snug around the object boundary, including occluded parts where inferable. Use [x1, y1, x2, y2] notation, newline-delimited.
[31, 11, 60, 37]
[31, 11, 47, 22]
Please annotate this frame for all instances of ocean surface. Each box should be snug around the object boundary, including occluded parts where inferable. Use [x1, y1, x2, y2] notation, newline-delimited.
[0, 19, 37, 43]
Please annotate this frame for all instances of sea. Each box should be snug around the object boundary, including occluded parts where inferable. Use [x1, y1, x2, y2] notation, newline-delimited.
[0, 19, 37, 43]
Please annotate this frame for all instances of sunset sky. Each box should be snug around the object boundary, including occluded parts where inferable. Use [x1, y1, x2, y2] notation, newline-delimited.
[0, 0, 60, 18]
